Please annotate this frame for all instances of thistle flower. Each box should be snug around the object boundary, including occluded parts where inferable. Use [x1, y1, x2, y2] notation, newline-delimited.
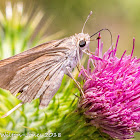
[79, 34, 140, 140]
[0, 1, 64, 59]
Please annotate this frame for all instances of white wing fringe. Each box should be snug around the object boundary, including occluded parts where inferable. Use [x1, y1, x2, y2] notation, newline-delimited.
[1, 102, 23, 118]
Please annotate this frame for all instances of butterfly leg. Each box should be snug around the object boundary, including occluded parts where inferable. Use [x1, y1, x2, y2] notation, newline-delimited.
[1, 102, 23, 118]
[66, 67, 85, 97]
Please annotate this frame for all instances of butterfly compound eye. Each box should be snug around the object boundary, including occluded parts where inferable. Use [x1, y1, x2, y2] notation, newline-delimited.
[79, 40, 86, 47]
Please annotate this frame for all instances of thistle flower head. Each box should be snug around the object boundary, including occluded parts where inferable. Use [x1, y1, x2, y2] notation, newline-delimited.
[79, 34, 140, 140]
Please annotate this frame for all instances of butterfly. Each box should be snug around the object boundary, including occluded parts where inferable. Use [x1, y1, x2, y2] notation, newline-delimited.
[0, 11, 112, 118]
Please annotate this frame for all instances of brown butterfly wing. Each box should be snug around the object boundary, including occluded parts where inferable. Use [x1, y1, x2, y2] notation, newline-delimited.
[0, 39, 64, 89]
[39, 63, 65, 109]
[0, 38, 69, 107]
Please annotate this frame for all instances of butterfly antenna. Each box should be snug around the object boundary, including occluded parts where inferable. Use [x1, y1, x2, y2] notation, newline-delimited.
[90, 28, 112, 45]
[82, 11, 93, 33]
[1, 102, 23, 118]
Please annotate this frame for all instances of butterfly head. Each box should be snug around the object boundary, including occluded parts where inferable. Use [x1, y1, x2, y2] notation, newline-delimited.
[75, 33, 90, 50]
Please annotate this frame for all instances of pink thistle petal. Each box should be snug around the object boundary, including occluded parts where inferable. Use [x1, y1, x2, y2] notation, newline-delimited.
[131, 38, 135, 57]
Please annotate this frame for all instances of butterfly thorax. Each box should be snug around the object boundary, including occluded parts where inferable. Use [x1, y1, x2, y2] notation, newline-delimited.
[62, 33, 90, 73]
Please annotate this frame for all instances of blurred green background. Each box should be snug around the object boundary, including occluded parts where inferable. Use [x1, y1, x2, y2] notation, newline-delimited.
[0, 0, 140, 57]
[0, 0, 139, 140]
[40, 0, 140, 58]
